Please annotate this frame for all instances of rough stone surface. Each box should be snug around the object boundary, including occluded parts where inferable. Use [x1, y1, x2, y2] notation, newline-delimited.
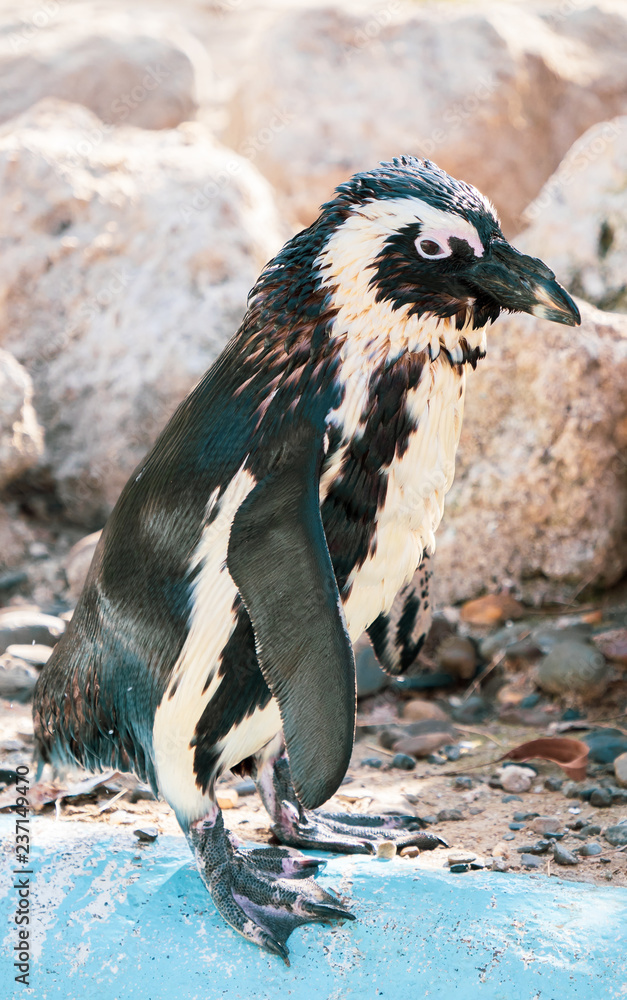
[433, 301, 627, 605]
[0, 10, 199, 129]
[536, 641, 610, 700]
[0, 100, 287, 522]
[226, 4, 627, 233]
[519, 117, 627, 312]
[499, 766, 535, 794]
[530, 816, 561, 835]
[0, 350, 43, 489]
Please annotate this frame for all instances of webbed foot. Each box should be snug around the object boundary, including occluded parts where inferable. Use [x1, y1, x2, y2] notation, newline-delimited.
[187, 810, 354, 964]
[256, 754, 447, 855]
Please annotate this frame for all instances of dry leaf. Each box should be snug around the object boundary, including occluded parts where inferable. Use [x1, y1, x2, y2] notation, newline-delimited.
[460, 593, 525, 626]
[498, 737, 588, 781]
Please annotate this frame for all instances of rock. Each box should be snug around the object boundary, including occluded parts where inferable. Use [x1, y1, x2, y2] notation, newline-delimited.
[614, 753, 627, 788]
[402, 699, 449, 724]
[501, 795, 523, 804]
[447, 851, 476, 866]
[355, 641, 389, 699]
[584, 729, 627, 765]
[530, 816, 562, 835]
[435, 636, 477, 679]
[453, 777, 473, 791]
[479, 624, 531, 661]
[520, 854, 542, 869]
[434, 302, 627, 605]
[590, 788, 613, 809]
[562, 781, 582, 800]
[532, 625, 592, 654]
[0, 350, 43, 489]
[376, 841, 397, 860]
[450, 696, 491, 725]
[0, 12, 199, 130]
[443, 745, 461, 762]
[580, 824, 602, 837]
[536, 641, 610, 700]
[460, 594, 524, 627]
[544, 776, 564, 792]
[390, 754, 416, 772]
[499, 766, 535, 794]
[509, 823, 525, 831]
[594, 629, 627, 666]
[491, 858, 508, 872]
[233, 779, 256, 796]
[513, 812, 539, 823]
[577, 842, 602, 857]
[362, 758, 383, 770]
[0, 609, 66, 655]
[519, 117, 627, 313]
[5, 644, 52, 666]
[400, 846, 420, 859]
[215, 788, 239, 810]
[392, 734, 449, 758]
[605, 823, 627, 847]
[553, 844, 579, 866]
[227, 4, 627, 234]
[133, 826, 158, 843]
[0, 100, 287, 522]
[64, 532, 102, 600]
[0, 658, 39, 702]
[491, 842, 510, 858]
[502, 833, 516, 842]
[437, 809, 464, 823]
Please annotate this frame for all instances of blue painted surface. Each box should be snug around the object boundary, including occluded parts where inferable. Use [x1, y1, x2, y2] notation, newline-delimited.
[1, 816, 626, 1000]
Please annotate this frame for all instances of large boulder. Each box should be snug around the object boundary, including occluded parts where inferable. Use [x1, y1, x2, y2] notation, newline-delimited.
[225, 2, 627, 233]
[433, 300, 627, 605]
[518, 117, 627, 312]
[0, 100, 288, 523]
[0, 350, 43, 490]
[0, 8, 200, 129]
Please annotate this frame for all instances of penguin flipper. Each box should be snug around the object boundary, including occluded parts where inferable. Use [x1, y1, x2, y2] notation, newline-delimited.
[367, 553, 433, 675]
[227, 423, 355, 812]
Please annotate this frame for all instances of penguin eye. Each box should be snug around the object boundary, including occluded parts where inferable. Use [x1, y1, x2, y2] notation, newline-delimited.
[415, 237, 451, 260]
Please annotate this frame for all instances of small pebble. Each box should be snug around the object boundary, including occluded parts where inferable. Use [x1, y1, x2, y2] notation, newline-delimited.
[584, 729, 627, 765]
[544, 776, 564, 792]
[450, 695, 491, 725]
[514, 812, 539, 823]
[391, 753, 416, 771]
[553, 843, 579, 866]
[491, 858, 508, 872]
[427, 753, 447, 765]
[376, 840, 397, 860]
[520, 854, 542, 868]
[536, 641, 609, 699]
[437, 809, 464, 822]
[449, 863, 470, 873]
[443, 745, 461, 762]
[469, 807, 484, 816]
[216, 788, 239, 809]
[362, 757, 383, 769]
[561, 781, 582, 799]
[604, 823, 627, 847]
[447, 851, 477, 865]
[453, 777, 473, 790]
[400, 846, 420, 858]
[234, 778, 256, 796]
[503, 833, 516, 842]
[509, 822, 525, 831]
[499, 766, 535, 794]
[580, 824, 602, 837]
[436, 635, 477, 679]
[502, 794, 523, 804]
[133, 826, 158, 842]
[577, 842, 602, 857]
[543, 831, 566, 840]
[529, 815, 561, 835]
[590, 788, 613, 808]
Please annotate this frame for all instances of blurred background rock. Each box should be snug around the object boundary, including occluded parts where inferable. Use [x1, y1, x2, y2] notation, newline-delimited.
[0, 0, 625, 616]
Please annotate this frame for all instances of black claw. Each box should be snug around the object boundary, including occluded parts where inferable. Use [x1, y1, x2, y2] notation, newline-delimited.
[306, 901, 356, 923]
[265, 936, 290, 965]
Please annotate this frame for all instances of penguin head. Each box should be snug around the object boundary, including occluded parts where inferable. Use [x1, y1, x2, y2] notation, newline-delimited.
[313, 156, 580, 334]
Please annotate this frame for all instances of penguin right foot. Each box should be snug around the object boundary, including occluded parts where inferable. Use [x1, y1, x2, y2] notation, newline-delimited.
[187, 810, 354, 964]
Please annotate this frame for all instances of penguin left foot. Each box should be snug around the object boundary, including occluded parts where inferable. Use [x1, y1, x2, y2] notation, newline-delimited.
[256, 754, 447, 855]
[187, 810, 354, 964]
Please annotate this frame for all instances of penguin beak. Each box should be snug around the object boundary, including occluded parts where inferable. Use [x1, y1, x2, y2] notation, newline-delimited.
[469, 240, 581, 326]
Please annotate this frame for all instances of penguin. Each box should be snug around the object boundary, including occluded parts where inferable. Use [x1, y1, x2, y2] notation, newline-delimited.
[34, 157, 580, 963]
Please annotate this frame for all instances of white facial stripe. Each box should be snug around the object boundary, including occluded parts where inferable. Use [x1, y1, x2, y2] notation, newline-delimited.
[353, 196, 486, 257]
